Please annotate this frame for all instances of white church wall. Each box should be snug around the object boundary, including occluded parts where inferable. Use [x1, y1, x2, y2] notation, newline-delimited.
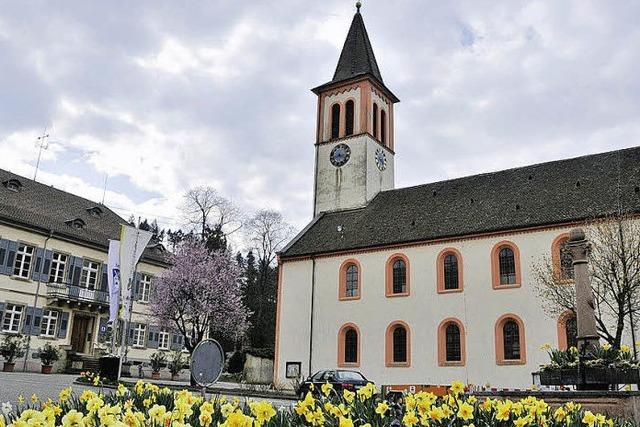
[277, 225, 628, 389]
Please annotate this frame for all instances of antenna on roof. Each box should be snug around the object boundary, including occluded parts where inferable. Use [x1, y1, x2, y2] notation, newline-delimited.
[101, 173, 108, 205]
[33, 127, 50, 181]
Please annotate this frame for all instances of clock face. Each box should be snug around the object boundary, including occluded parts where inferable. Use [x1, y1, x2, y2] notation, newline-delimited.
[375, 148, 387, 171]
[330, 143, 351, 167]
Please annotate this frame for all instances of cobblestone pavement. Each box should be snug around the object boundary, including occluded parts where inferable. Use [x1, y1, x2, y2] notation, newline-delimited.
[0, 372, 294, 409]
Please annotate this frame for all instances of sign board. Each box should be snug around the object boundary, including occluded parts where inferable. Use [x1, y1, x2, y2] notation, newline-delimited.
[190, 339, 225, 387]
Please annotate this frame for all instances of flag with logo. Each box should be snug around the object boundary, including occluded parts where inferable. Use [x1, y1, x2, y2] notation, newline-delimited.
[119, 224, 153, 314]
[107, 239, 121, 323]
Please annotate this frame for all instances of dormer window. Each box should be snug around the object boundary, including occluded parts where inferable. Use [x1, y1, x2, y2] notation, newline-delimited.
[65, 218, 86, 229]
[86, 206, 103, 217]
[3, 179, 22, 193]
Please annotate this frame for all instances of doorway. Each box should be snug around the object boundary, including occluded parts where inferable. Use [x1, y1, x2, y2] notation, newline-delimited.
[70, 314, 94, 353]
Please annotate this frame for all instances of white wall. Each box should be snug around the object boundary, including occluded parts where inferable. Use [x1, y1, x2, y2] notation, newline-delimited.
[315, 135, 394, 214]
[276, 226, 628, 389]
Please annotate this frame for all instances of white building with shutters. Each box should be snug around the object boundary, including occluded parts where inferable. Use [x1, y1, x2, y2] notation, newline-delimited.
[0, 168, 181, 373]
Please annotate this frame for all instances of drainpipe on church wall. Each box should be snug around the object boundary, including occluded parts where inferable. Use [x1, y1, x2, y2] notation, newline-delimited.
[308, 257, 316, 376]
[23, 229, 54, 371]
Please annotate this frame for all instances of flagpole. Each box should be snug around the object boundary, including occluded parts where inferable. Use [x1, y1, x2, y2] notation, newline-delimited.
[117, 224, 142, 380]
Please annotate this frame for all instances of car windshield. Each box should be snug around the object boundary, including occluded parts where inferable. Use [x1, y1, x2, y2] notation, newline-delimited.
[336, 371, 366, 381]
[311, 371, 325, 381]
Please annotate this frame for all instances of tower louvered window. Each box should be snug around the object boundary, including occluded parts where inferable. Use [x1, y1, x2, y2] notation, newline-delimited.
[331, 104, 341, 139]
[345, 100, 354, 136]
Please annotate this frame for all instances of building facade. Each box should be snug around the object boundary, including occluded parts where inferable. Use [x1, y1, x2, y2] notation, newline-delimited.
[274, 7, 640, 389]
[0, 168, 181, 372]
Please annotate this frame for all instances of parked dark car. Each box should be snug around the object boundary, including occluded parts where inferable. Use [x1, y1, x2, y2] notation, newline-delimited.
[297, 369, 372, 398]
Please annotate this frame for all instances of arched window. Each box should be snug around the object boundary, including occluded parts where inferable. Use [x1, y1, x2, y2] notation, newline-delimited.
[552, 234, 574, 281]
[491, 241, 521, 289]
[444, 254, 459, 290]
[438, 318, 465, 365]
[392, 260, 406, 294]
[495, 314, 526, 364]
[385, 321, 411, 366]
[380, 109, 387, 145]
[437, 248, 463, 293]
[345, 265, 358, 297]
[385, 254, 410, 297]
[345, 100, 354, 136]
[499, 248, 516, 284]
[331, 103, 341, 139]
[446, 324, 462, 362]
[339, 259, 361, 301]
[338, 323, 360, 366]
[372, 103, 378, 139]
[557, 310, 578, 350]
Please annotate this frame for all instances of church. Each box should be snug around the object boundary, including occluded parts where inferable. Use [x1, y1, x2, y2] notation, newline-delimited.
[273, 5, 640, 389]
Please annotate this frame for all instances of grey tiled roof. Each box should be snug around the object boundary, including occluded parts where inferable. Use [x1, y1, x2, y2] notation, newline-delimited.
[0, 168, 167, 265]
[281, 147, 640, 258]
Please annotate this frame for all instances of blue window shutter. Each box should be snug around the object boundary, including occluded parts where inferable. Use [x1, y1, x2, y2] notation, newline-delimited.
[101, 264, 108, 291]
[147, 326, 159, 349]
[58, 312, 70, 339]
[71, 257, 83, 287]
[5, 241, 18, 275]
[66, 256, 76, 284]
[134, 273, 142, 300]
[32, 308, 43, 335]
[0, 239, 9, 272]
[31, 248, 44, 281]
[41, 250, 53, 282]
[0, 302, 5, 321]
[22, 306, 34, 334]
[170, 334, 180, 350]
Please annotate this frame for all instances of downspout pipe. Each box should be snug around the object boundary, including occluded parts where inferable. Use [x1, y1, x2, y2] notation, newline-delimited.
[23, 229, 54, 371]
[308, 256, 316, 377]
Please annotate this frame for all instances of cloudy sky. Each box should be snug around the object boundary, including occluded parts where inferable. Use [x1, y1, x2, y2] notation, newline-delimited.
[1, 1, 639, 245]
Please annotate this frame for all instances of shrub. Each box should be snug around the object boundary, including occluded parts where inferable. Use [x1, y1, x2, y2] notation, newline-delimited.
[149, 351, 167, 373]
[37, 343, 60, 366]
[167, 351, 185, 376]
[0, 334, 26, 364]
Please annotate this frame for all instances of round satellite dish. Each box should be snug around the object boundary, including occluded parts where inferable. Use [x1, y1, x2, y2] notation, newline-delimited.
[190, 339, 225, 387]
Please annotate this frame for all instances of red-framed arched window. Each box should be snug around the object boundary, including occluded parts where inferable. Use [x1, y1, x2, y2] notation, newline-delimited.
[552, 233, 574, 282]
[436, 248, 463, 293]
[385, 321, 411, 367]
[338, 323, 360, 367]
[495, 314, 526, 365]
[437, 318, 466, 366]
[557, 310, 578, 351]
[491, 241, 522, 289]
[338, 259, 361, 301]
[385, 254, 410, 297]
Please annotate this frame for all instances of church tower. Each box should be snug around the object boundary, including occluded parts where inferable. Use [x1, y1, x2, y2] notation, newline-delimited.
[312, 3, 399, 216]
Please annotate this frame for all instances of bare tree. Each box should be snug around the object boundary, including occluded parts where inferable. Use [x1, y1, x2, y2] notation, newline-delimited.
[181, 186, 243, 239]
[533, 215, 640, 350]
[244, 209, 295, 348]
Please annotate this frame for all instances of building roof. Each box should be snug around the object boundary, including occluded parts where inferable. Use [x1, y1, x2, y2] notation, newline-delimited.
[311, 8, 399, 102]
[0, 168, 167, 265]
[281, 146, 640, 258]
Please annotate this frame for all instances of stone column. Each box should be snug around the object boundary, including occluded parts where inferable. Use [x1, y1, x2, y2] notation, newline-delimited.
[566, 228, 600, 351]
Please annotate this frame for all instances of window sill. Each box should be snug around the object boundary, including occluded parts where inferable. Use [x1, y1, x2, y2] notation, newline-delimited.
[496, 359, 526, 366]
[385, 292, 410, 298]
[385, 362, 410, 368]
[132, 345, 146, 349]
[492, 283, 521, 290]
[437, 288, 463, 294]
[39, 335, 58, 340]
[11, 276, 31, 282]
[339, 296, 360, 302]
[439, 361, 465, 367]
[337, 361, 360, 368]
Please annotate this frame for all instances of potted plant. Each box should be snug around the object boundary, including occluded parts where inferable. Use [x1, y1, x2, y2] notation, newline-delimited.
[0, 334, 26, 372]
[38, 343, 61, 374]
[167, 350, 185, 381]
[149, 351, 166, 380]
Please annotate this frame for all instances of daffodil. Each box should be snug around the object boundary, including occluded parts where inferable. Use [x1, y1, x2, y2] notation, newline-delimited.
[375, 401, 389, 418]
[321, 382, 333, 396]
[402, 410, 419, 427]
[583, 411, 597, 427]
[621, 344, 631, 353]
[457, 402, 474, 421]
[450, 380, 465, 395]
[342, 389, 355, 404]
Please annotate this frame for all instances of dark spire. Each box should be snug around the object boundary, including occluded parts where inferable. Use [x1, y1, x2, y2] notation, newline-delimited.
[330, 4, 383, 85]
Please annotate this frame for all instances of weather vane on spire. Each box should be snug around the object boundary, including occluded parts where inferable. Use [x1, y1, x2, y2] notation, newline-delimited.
[356, 1, 361, 13]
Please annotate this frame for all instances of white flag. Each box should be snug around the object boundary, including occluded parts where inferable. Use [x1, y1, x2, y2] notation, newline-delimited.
[119, 224, 153, 314]
[107, 240, 121, 323]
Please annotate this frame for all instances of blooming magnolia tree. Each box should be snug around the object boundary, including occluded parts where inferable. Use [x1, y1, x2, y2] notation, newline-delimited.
[150, 240, 250, 354]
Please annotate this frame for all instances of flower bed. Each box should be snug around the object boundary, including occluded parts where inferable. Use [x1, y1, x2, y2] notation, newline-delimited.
[0, 379, 635, 426]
